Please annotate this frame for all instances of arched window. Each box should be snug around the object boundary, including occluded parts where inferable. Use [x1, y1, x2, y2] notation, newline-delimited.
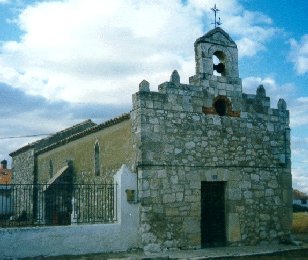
[214, 98, 227, 116]
[94, 142, 100, 176]
[49, 160, 54, 178]
[212, 51, 226, 76]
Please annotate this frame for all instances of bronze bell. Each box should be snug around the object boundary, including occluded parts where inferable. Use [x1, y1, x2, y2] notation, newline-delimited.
[213, 62, 225, 74]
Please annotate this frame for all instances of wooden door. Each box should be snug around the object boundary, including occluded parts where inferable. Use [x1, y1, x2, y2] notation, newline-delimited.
[201, 181, 226, 247]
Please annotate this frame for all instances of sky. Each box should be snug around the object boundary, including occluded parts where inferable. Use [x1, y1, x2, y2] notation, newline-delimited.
[0, 0, 307, 192]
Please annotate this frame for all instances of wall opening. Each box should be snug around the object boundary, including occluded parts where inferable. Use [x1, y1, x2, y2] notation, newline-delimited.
[212, 51, 226, 76]
[49, 160, 53, 178]
[94, 142, 100, 176]
[214, 99, 227, 116]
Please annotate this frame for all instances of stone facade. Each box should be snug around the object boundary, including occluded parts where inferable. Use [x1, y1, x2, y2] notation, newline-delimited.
[9, 148, 37, 219]
[131, 27, 292, 251]
[9, 27, 292, 252]
[11, 148, 35, 184]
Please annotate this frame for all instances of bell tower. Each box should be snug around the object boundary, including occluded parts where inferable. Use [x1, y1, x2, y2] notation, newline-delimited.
[189, 27, 242, 113]
[194, 27, 239, 78]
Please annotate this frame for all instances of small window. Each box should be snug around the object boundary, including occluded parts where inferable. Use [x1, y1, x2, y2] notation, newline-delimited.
[301, 199, 307, 205]
[214, 99, 227, 116]
[94, 142, 100, 176]
[49, 160, 53, 178]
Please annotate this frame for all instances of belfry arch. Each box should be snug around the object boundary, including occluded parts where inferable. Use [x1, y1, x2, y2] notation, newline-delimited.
[208, 46, 233, 77]
[212, 50, 227, 76]
[193, 27, 239, 78]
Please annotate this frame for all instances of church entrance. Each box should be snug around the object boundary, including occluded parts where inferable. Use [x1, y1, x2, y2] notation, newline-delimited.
[201, 181, 226, 247]
[43, 165, 72, 226]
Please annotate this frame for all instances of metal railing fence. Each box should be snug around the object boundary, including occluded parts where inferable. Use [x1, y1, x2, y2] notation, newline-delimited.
[0, 182, 117, 227]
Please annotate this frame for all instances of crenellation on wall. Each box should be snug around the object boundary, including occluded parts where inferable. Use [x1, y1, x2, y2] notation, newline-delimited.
[8, 26, 291, 254]
[131, 26, 292, 252]
[133, 103, 288, 168]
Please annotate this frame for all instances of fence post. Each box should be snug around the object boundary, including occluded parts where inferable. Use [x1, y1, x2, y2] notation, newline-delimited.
[70, 196, 77, 225]
[113, 164, 139, 224]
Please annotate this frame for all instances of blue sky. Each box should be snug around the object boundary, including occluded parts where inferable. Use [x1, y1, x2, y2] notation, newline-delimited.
[0, 0, 307, 192]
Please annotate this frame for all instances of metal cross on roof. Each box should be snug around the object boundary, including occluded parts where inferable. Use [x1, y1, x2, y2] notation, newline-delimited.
[211, 4, 222, 28]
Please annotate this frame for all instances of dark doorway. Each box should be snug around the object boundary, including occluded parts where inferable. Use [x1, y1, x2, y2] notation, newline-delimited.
[201, 181, 226, 247]
[45, 183, 72, 225]
[44, 169, 72, 226]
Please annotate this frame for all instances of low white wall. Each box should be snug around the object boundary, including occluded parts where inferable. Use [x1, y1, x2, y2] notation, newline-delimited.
[293, 199, 308, 208]
[0, 165, 140, 259]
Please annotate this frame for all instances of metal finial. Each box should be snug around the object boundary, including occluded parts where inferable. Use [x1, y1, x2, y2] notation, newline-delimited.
[211, 4, 222, 28]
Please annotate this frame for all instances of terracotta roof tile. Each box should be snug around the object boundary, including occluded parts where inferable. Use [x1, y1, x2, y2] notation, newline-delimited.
[293, 189, 308, 200]
[0, 169, 12, 185]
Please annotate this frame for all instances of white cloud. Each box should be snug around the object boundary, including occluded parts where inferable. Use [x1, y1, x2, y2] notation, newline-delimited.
[242, 76, 295, 107]
[224, 11, 277, 57]
[189, 0, 278, 57]
[291, 136, 308, 193]
[242, 76, 308, 128]
[0, 0, 9, 4]
[290, 97, 308, 127]
[0, 0, 280, 105]
[0, 0, 305, 192]
[292, 167, 308, 194]
[289, 35, 308, 74]
[236, 38, 265, 57]
[0, 0, 202, 104]
[157, 1, 279, 60]
[242, 77, 308, 193]
[0, 110, 75, 167]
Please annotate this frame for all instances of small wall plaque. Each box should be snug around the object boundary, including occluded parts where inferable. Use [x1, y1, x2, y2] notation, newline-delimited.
[126, 189, 135, 203]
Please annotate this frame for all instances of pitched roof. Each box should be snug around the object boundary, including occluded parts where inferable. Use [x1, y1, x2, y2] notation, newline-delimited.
[10, 119, 97, 157]
[36, 113, 130, 155]
[195, 27, 237, 47]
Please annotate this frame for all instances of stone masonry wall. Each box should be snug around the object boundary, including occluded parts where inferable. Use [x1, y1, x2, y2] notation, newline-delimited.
[132, 83, 290, 168]
[137, 166, 291, 251]
[11, 149, 36, 220]
[131, 79, 292, 251]
[11, 148, 35, 184]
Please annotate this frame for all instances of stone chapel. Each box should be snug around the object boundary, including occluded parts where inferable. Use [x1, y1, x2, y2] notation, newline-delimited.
[10, 27, 292, 251]
[131, 27, 292, 250]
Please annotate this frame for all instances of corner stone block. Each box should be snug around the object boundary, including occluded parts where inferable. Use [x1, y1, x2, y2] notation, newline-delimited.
[139, 80, 150, 92]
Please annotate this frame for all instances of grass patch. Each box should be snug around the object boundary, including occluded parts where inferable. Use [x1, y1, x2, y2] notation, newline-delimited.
[293, 212, 308, 233]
